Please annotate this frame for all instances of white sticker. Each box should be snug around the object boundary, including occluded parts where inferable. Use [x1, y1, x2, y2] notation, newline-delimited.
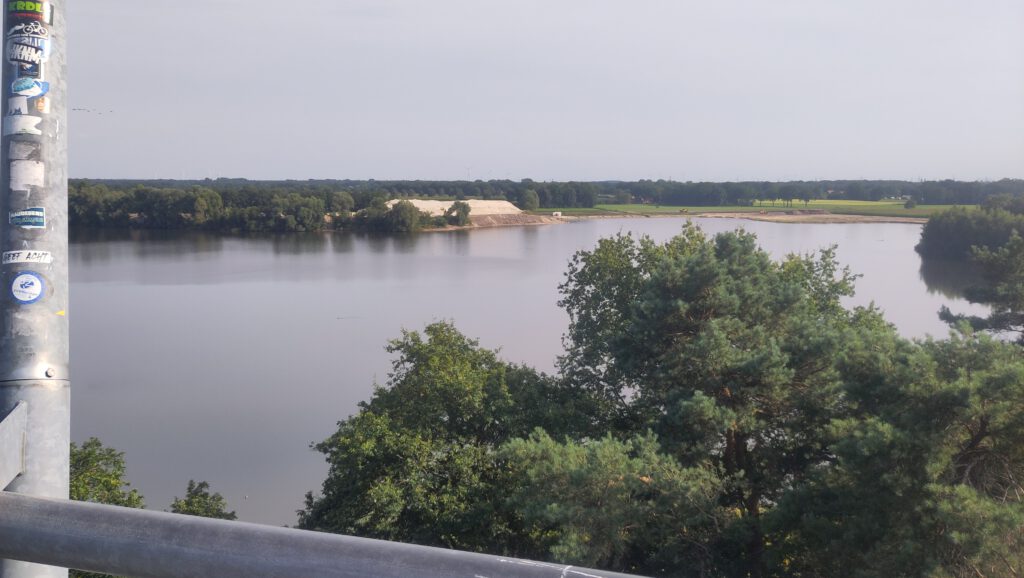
[4, 114, 41, 136]
[11, 272, 44, 304]
[3, 250, 52, 265]
[10, 160, 44, 191]
[8, 95, 28, 115]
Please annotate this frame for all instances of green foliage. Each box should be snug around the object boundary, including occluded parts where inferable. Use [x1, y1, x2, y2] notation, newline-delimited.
[352, 199, 434, 233]
[502, 431, 726, 576]
[299, 322, 581, 553]
[940, 232, 1024, 344]
[303, 225, 1024, 577]
[329, 190, 355, 213]
[445, 201, 471, 226]
[70, 438, 144, 508]
[921, 198, 1024, 343]
[69, 438, 144, 578]
[521, 189, 540, 211]
[384, 200, 423, 233]
[917, 205, 1024, 260]
[774, 330, 1024, 577]
[170, 480, 237, 520]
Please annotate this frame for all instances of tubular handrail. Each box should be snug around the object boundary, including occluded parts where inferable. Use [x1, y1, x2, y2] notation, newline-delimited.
[0, 492, 646, 578]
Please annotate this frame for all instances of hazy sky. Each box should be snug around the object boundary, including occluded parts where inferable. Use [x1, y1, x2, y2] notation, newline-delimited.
[67, 0, 1024, 181]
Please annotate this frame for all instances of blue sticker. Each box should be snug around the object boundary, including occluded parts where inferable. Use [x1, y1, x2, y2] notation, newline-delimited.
[11, 271, 44, 304]
[11, 77, 47, 97]
[9, 206, 45, 229]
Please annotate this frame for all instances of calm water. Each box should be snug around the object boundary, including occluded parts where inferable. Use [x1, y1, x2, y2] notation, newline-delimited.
[69, 218, 985, 525]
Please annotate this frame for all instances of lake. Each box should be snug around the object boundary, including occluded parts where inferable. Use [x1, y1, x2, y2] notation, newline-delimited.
[68, 217, 985, 525]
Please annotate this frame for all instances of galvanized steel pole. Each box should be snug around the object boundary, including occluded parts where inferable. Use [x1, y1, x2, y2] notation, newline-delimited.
[0, 1, 69, 577]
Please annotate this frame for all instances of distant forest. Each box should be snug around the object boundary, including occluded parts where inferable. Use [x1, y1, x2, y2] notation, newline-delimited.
[69, 178, 1024, 233]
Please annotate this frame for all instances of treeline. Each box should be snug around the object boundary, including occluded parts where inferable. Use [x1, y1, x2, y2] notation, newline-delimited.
[917, 193, 1024, 260]
[298, 226, 1024, 577]
[69, 182, 469, 234]
[70, 178, 1024, 233]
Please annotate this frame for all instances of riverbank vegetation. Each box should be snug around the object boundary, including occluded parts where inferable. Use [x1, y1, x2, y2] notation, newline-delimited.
[295, 225, 1024, 577]
[68, 178, 1020, 234]
[918, 194, 1024, 344]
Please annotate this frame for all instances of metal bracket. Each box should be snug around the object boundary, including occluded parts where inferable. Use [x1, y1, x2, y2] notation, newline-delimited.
[0, 402, 27, 490]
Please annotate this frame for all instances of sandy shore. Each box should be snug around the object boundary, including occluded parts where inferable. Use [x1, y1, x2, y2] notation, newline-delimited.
[424, 213, 566, 232]
[428, 210, 926, 232]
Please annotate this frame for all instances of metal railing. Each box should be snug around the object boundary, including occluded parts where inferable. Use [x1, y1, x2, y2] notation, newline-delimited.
[0, 490, 645, 578]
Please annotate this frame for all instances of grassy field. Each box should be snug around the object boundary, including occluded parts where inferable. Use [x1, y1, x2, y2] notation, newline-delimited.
[563, 201, 968, 218]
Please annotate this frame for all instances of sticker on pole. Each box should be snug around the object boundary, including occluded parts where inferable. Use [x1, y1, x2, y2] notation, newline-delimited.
[11, 77, 47, 98]
[7, 2, 54, 24]
[9, 206, 45, 228]
[10, 271, 44, 304]
[3, 114, 41, 135]
[10, 159, 44, 190]
[2, 250, 52, 265]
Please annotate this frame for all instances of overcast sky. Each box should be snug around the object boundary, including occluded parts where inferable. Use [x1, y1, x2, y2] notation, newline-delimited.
[67, 0, 1024, 181]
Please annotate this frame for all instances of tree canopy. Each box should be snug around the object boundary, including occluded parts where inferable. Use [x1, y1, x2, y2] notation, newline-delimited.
[302, 225, 1024, 577]
[170, 480, 237, 520]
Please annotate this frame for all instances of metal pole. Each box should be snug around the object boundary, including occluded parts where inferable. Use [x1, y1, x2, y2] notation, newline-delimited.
[0, 492, 648, 578]
[0, 0, 69, 576]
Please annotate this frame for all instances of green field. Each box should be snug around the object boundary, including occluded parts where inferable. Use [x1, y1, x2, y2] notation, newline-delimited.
[571, 201, 966, 218]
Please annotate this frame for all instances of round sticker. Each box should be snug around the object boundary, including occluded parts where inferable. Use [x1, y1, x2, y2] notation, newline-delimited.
[11, 271, 44, 304]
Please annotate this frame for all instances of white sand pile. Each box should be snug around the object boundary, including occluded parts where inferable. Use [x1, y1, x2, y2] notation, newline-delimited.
[385, 199, 523, 217]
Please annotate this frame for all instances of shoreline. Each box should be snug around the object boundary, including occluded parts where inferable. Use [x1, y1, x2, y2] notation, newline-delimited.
[424, 210, 926, 232]
[560, 211, 927, 225]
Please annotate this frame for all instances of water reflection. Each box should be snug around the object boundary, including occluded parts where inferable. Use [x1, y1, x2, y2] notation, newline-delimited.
[270, 232, 329, 255]
[918, 258, 984, 300]
[70, 229, 226, 263]
[330, 234, 354, 254]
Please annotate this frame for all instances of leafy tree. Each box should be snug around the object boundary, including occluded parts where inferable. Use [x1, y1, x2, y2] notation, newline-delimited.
[189, 187, 224, 226]
[444, 201, 471, 226]
[560, 226, 869, 576]
[170, 480, 237, 520]
[384, 200, 423, 233]
[521, 189, 540, 211]
[775, 330, 1024, 577]
[502, 431, 726, 576]
[70, 438, 144, 508]
[299, 322, 578, 553]
[328, 190, 355, 213]
[917, 206, 1024, 260]
[557, 230, 702, 432]
[69, 438, 144, 578]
